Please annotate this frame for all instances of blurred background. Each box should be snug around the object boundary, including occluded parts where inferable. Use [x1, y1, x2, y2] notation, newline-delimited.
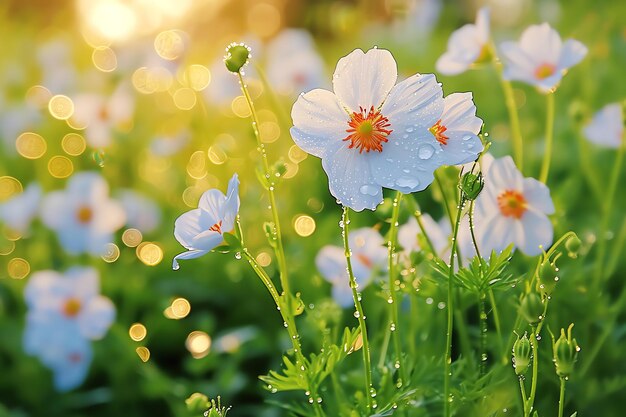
[0, 0, 625, 416]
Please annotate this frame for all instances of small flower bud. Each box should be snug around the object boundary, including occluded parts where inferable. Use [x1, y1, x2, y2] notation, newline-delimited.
[520, 292, 545, 326]
[273, 160, 287, 177]
[460, 172, 484, 201]
[224, 43, 251, 73]
[186, 393, 210, 412]
[553, 324, 580, 378]
[537, 259, 559, 296]
[512, 333, 532, 376]
[565, 235, 582, 258]
[568, 100, 587, 124]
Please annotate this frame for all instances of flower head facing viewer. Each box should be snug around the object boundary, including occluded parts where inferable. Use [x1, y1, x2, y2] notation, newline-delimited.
[500, 23, 587, 93]
[290, 47, 451, 211]
[472, 154, 555, 256]
[173, 174, 240, 270]
[436, 7, 491, 76]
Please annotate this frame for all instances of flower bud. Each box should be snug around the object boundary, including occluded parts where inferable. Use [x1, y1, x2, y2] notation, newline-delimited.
[224, 43, 251, 73]
[567, 100, 587, 124]
[512, 333, 532, 376]
[565, 235, 582, 258]
[553, 324, 580, 378]
[537, 259, 559, 296]
[519, 292, 545, 326]
[460, 172, 484, 201]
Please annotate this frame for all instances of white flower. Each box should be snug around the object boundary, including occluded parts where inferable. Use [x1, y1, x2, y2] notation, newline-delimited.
[583, 103, 624, 149]
[23, 267, 114, 391]
[500, 23, 587, 93]
[266, 29, 326, 96]
[472, 154, 555, 256]
[173, 174, 240, 270]
[290, 48, 446, 211]
[40, 172, 126, 256]
[434, 93, 484, 165]
[315, 228, 387, 307]
[398, 214, 450, 259]
[0, 183, 41, 234]
[436, 7, 490, 76]
[117, 189, 161, 233]
[71, 86, 135, 148]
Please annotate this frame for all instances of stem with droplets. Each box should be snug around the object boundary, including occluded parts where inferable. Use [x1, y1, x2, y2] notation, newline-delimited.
[237, 71, 292, 301]
[342, 206, 374, 410]
[444, 197, 465, 417]
[387, 191, 405, 381]
[235, 217, 324, 417]
[558, 377, 566, 417]
[519, 376, 528, 416]
[525, 326, 540, 417]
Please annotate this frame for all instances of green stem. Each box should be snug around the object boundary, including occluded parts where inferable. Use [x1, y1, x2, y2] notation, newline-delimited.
[491, 47, 524, 172]
[558, 377, 566, 417]
[526, 327, 539, 417]
[342, 206, 374, 409]
[593, 142, 625, 287]
[488, 288, 505, 364]
[539, 92, 556, 184]
[479, 293, 488, 377]
[444, 197, 465, 417]
[387, 192, 405, 381]
[435, 170, 455, 230]
[237, 72, 292, 300]
[575, 130, 603, 203]
[519, 377, 528, 416]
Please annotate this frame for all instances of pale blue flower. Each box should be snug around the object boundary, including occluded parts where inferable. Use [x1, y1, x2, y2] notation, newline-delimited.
[173, 174, 240, 270]
[0, 182, 41, 234]
[584, 103, 624, 149]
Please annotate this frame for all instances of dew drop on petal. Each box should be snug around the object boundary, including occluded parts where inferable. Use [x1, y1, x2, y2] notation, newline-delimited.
[418, 144, 435, 159]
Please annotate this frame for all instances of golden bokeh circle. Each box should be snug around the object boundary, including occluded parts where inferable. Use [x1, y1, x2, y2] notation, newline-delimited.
[8, 258, 30, 279]
[135, 346, 150, 362]
[293, 215, 316, 237]
[47, 156, 74, 178]
[16, 132, 47, 159]
[136, 242, 163, 266]
[61, 133, 87, 156]
[26, 85, 52, 108]
[231, 96, 251, 118]
[48, 95, 75, 120]
[132, 67, 157, 94]
[256, 252, 272, 267]
[186, 151, 206, 179]
[288, 145, 308, 163]
[101, 242, 120, 263]
[186, 64, 211, 91]
[185, 331, 211, 358]
[129, 323, 147, 342]
[0, 176, 23, 202]
[171, 297, 191, 318]
[154, 30, 185, 60]
[92, 46, 118, 72]
[122, 228, 143, 247]
[259, 121, 280, 143]
[207, 146, 227, 165]
[173, 88, 196, 111]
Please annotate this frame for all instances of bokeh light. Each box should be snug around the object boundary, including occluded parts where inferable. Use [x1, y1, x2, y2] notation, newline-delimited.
[185, 331, 211, 359]
[7, 258, 30, 279]
[92, 46, 118, 72]
[293, 215, 316, 237]
[48, 95, 75, 120]
[101, 243, 121, 263]
[122, 228, 143, 247]
[61, 133, 87, 156]
[16, 133, 47, 159]
[0, 177, 23, 202]
[171, 297, 191, 318]
[129, 323, 147, 341]
[135, 346, 150, 362]
[136, 242, 163, 266]
[48, 156, 74, 178]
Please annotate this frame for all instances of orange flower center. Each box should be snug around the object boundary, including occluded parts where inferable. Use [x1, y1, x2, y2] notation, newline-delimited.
[68, 352, 82, 363]
[356, 253, 373, 269]
[429, 119, 449, 145]
[209, 220, 223, 234]
[76, 206, 93, 224]
[535, 63, 556, 80]
[99, 106, 109, 121]
[344, 106, 392, 153]
[63, 298, 82, 317]
[497, 190, 527, 219]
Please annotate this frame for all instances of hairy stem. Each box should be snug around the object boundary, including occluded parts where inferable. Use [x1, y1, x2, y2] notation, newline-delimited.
[342, 206, 374, 409]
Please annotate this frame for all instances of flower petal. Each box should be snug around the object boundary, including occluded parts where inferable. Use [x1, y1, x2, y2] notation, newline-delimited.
[519, 23, 562, 67]
[78, 296, 115, 340]
[382, 73, 444, 131]
[315, 245, 346, 282]
[440, 131, 483, 165]
[522, 177, 555, 215]
[172, 249, 210, 270]
[191, 229, 224, 251]
[198, 189, 226, 222]
[221, 173, 240, 233]
[440, 92, 483, 133]
[518, 210, 554, 256]
[321, 144, 382, 211]
[558, 39, 587, 70]
[478, 214, 521, 255]
[583, 103, 623, 148]
[290, 89, 348, 158]
[332, 48, 397, 112]
[173, 209, 206, 249]
[484, 155, 524, 191]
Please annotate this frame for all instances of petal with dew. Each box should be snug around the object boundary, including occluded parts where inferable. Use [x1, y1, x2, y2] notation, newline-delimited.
[519, 210, 554, 256]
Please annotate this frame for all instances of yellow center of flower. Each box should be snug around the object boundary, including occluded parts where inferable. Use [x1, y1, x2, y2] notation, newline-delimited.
[68, 352, 82, 363]
[535, 63, 556, 80]
[497, 190, 527, 219]
[63, 298, 82, 317]
[76, 206, 93, 224]
[344, 106, 392, 153]
[474, 44, 491, 64]
[209, 220, 223, 234]
[429, 119, 449, 145]
[99, 106, 109, 121]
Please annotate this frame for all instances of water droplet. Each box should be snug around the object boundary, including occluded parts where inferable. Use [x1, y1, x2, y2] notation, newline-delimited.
[396, 176, 419, 188]
[418, 144, 435, 159]
[354, 311, 360, 318]
[234, 252, 242, 260]
[359, 184, 379, 196]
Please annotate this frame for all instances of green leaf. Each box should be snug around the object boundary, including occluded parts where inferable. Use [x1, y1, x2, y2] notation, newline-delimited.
[222, 232, 242, 250]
